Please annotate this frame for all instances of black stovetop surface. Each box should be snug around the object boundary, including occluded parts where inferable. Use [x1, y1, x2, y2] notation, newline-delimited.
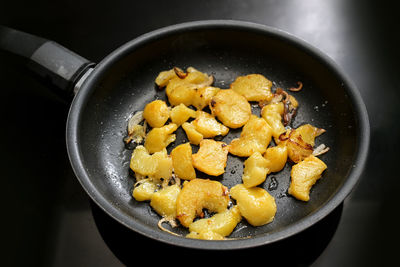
[1, 1, 398, 266]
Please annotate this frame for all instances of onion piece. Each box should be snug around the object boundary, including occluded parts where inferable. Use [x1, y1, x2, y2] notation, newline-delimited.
[124, 111, 146, 144]
[158, 217, 180, 236]
[312, 144, 330, 156]
[289, 81, 303, 92]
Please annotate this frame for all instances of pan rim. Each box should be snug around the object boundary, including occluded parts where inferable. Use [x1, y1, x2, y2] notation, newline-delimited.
[66, 19, 370, 250]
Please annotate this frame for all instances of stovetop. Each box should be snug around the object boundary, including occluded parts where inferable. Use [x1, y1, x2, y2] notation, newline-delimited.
[1, 1, 398, 266]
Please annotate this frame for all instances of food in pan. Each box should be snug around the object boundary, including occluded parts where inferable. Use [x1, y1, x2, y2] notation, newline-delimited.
[126, 66, 329, 240]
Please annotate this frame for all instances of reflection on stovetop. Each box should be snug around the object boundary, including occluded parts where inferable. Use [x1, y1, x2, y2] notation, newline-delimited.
[91, 200, 342, 265]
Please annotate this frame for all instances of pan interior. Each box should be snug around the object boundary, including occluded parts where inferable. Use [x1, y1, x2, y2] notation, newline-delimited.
[74, 26, 358, 244]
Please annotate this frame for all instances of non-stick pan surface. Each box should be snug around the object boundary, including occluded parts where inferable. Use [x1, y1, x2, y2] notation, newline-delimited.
[66, 20, 369, 249]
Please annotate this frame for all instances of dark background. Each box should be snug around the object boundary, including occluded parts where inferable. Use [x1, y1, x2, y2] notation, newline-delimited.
[1, 1, 398, 266]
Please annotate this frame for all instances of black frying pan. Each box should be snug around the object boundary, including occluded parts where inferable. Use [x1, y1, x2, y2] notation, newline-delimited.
[0, 20, 369, 249]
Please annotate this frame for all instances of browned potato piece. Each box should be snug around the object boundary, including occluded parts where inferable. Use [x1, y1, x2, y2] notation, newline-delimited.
[192, 139, 229, 176]
[229, 115, 273, 157]
[230, 74, 274, 102]
[151, 149, 173, 181]
[165, 68, 213, 106]
[144, 123, 177, 154]
[143, 100, 170, 128]
[230, 184, 276, 226]
[210, 89, 251, 128]
[181, 122, 203, 145]
[166, 77, 196, 106]
[264, 144, 288, 173]
[288, 155, 327, 201]
[155, 69, 177, 88]
[278, 124, 325, 163]
[192, 86, 220, 110]
[170, 103, 196, 126]
[130, 146, 158, 176]
[192, 111, 229, 138]
[176, 178, 230, 227]
[279, 129, 313, 163]
[187, 206, 242, 239]
[150, 184, 181, 219]
[132, 179, 158, 201]
[261, 102, 286, 139]
[242, 152, 270, 188]
[295, 124, 325, 147]
[171, 143, 196, 180]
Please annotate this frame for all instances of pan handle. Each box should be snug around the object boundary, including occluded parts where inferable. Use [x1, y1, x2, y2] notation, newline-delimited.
[0, 25, 95, 96]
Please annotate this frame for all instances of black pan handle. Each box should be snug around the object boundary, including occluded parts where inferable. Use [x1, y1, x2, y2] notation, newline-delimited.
[0, 25, 95, 95]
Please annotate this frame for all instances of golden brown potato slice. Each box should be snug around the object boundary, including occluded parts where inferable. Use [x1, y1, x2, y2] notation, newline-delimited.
[132, 179, 158, 201]
[230, 184, 276, 226]
[294, 124, 325, 147]
[242, 152, 270, 188]
[150, 184, 181, 219]
[151, 149, 173, 181]
[170, 143, 196, 180]
[264, 144, 288, 173]
[192, 139, 229, 176]
[210, 89, 251, 128]
[279, 129, 313, 163]
[278, 124, 325, 163]
[143, 100, 170, 128]
[288, 155, 327, 201]
[176, 178, 230, 227]
[230, 74, 274, 102]
[144, 123, 178, 154]
[192, 86, 220, 110]
[192, 111, 229, 138]
[229, 115, 273, 157]
[130, 146, 158, 176]
[261, 102, 286, 139]
[155, 69, 177, 88]
[187, 206, 242, 239]
[165, 68, 213, 106]
[166, 77, 196, 106]
[170, 103, 196, 126]
[181, 122, 203, 145]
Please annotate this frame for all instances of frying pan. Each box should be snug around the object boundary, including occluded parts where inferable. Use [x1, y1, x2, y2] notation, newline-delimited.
[0, 20, 369, 249]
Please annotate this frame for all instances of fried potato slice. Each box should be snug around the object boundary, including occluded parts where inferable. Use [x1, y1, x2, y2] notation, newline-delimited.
[264, 144, 288, 173]
[171, 143, 196, 180]
[143, 100, 170, 128]
[230, 74, 274, 102]
[144, 123, 178, 154]
[187, 206, 242, 239]
[132, 179, 158, 201]
[229, 115, 273, 157]
[170, 103, 196, 126]
[261, 102, 286, 139]
[294, 124, 325, 147]
[288, 155, 327, 201]
[210, 89, 251, 128]
[150, 184, 181, 219]
[192, 86, 220, 110]
[181, 122, 203, 145]
[165, 68, 213, 106]
[192, 139, 229, 176]
[192, 111, 229, 138]
[230, 184, 276, 226]
[242, 152, 270, 188]
[130, 146, 158, 176]
[155, 69, 177, 88]
[176, 179, 230, 227]
[278, 124, 325, 163]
